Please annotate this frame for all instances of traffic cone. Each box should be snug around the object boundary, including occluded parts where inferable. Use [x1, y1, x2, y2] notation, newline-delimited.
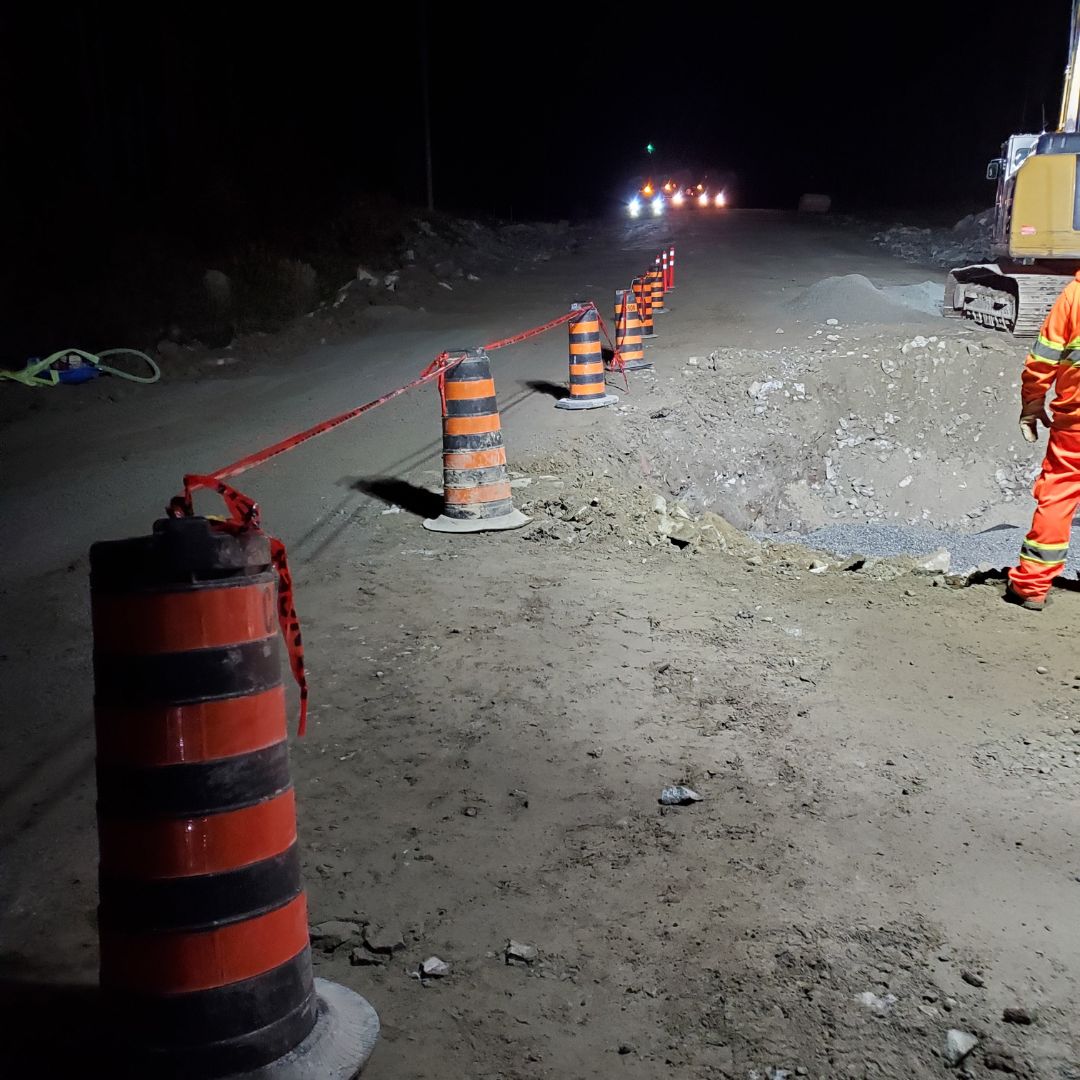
[556, 302, 618, 410]
[424, 348, 530, 531]
[634, 276, 656, 340]
[91, 516, 380, 1078]
[614, 289, 651, 371]
[667, 244, 676, 290]
[661, 248, 670, 291]
[648, 260, 667, 314]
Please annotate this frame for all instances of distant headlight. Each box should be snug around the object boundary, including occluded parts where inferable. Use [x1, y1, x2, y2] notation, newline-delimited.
[651, 195, 664, 216]
[714, 192, 726, 207]
[628, 197, 641, 217]
[698, 192, 709, 207]
[672, 191, 684, 207]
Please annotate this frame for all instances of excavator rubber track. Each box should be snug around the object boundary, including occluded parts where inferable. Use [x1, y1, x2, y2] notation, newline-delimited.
[944, 263, 1075, 337]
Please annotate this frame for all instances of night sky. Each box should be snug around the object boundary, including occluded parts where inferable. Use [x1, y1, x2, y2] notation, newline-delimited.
[0, 1, 1072, 354]
[3, 3, 1070, 228]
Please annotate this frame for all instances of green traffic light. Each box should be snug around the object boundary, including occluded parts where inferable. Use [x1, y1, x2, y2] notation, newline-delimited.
[646, 143, 655, 154]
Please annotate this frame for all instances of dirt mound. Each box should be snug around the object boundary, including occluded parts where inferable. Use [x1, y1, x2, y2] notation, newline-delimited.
[789, 273, 940, 324]
[584, 324, 1037, 535]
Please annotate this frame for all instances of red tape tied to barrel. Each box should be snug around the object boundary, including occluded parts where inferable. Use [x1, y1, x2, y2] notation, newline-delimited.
[163, 305, 626, 734]
[168, 475, 311, 736]
[482, 304, 627, 389]
[602, 305, 628, 387]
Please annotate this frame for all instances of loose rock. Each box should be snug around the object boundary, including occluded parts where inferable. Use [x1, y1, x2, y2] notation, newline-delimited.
[855, 990, 898, 1015]
[659, 786, 702, 805]
[505, 940, 539, 965]
[363, 923, 406, 954]
[350, 946, 386, 967]
[945, 1029, 979, 1067]
[419, 956, 450, 979]
[309, 920, 362, 952]
[1002, 1007, 1035, 1025]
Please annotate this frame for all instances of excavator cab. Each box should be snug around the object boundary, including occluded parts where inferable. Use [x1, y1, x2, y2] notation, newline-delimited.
[987, 134, 1039, 251]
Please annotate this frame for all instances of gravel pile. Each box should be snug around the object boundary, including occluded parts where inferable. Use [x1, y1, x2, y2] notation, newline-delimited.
[773, 521, 1055, 577]
[788, 274, 943, 323]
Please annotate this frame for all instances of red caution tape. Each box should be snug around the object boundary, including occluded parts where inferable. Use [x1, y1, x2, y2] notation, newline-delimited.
[168, 304, 628, 734]
[481, 309, 581, 352]
[208, 353, 459, 484]
[168, 476, 310, 736]
[595, 305, 629, 391]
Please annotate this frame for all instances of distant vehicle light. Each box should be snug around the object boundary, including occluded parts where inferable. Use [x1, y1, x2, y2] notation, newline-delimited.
[698, 192, 709, 207]
[714, 192, 725, 207]
[652, 195, 664, 216]
[628, 197, 642, 217]
[642, 182, 654, 197]
[696, 183, 704, 192]
[672, 191, 684, 207]
[663, 180, 677, 194]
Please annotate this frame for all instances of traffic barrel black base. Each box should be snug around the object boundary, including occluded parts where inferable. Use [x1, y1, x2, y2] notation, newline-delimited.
[228, 979, 379, 1079]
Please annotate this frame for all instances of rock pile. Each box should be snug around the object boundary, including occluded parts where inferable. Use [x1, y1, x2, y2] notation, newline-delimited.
[871, 208, 995, 268]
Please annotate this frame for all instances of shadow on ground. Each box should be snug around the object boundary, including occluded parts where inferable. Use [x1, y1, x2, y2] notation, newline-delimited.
[521, 379, 565, 399]
[0, 973, 105, 1073]
[353, 477, 442, 519]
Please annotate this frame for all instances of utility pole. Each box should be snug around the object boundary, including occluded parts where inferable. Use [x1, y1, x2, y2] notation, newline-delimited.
[420, 0, 434, 211]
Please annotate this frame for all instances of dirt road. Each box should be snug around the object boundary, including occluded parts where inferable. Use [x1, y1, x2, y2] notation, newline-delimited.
[3, 211, 1077, 1079]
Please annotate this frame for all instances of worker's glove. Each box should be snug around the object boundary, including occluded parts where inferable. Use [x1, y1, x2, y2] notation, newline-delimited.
[1020, 400, 1051, 444]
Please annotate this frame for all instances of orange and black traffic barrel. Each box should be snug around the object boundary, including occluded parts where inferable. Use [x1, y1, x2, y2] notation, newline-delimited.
[91, 517, 380, 1078]
[424, 348, 529, 532]
[556, 302, 618, 411]
[634, 276, 656, 340]
[91, 517, 315, 1075]
[648, 260, 666, 314]
[614, 289, 650, 371]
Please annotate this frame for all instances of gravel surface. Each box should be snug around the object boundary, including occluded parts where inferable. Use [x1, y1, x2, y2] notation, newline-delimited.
[772, 520, 1055, 576]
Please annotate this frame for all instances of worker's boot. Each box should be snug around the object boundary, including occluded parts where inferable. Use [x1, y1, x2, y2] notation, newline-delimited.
[1004, 585, 1047, 611]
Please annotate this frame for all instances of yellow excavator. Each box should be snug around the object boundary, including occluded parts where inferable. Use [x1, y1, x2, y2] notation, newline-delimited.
[946, 0, 1080, 335]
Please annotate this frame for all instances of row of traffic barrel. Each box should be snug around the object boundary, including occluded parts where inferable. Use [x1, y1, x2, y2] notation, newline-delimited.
[84, 241, 682, 1078]
[425, 243, 677, 532]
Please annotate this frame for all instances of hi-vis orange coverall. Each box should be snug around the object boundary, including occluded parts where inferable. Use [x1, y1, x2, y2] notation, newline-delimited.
[1009, 271, 1080, 602]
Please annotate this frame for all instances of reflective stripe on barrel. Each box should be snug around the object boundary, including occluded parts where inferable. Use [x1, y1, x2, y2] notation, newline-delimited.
[568, 302, 607, 399]
[440, 349, 515, 519]
[90, 518, 317, 1074]
[615, 289, 644, 365]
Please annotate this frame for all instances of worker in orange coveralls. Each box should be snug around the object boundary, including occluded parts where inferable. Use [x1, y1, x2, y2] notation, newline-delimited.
[1007, 271, 1080, 610]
